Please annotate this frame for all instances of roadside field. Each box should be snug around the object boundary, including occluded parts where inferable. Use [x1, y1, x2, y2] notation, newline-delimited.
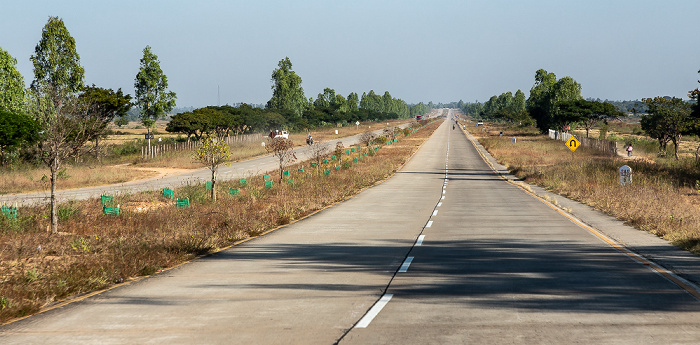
[0, 119, 413, 195]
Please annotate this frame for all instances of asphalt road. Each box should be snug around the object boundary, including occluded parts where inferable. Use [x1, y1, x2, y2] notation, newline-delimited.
[3, 111, 700, 344]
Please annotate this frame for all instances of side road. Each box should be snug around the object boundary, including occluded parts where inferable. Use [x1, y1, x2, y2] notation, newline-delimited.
[0, 124, 412, 207]
[462, 126, 700, 290]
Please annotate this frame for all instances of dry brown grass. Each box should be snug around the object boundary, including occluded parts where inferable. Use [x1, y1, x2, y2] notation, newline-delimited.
[0, 120, 440, 324]
[0, 119, 413, 195]
[0, 165, 158, 195]
[473, 125, 700, 256]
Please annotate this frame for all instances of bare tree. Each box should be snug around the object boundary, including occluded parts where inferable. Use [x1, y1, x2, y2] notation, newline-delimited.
[359, 131, 376, 149]
[31, 93, 108, 233]
[308, 141, 331, 173]
[265, 137, 297, 183]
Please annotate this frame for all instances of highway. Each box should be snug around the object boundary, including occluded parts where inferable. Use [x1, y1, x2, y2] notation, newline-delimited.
[3, 110, 700, 344]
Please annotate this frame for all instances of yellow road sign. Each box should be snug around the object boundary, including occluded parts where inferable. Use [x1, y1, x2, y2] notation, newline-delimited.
[566, 136, 580, 152]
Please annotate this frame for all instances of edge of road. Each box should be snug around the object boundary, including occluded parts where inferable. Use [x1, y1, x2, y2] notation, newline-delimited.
[0, 119, 446, 328]
[458, 124, 700, 297]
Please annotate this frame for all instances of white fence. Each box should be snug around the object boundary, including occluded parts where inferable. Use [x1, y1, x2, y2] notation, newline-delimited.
[141, 133, 264, 159]
[549, 129, 618, 156]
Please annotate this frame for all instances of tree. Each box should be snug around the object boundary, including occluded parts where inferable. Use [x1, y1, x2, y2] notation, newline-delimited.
[347, 92, 359, 112]
[166, 111, 212, 141]
[29, 16, 102, 234]
[559, 99, 622, 137]
[641, 97, 692, 159]
[513, 90, 526, 114]
[526, 69, 582, 132]
[134, 45, 177, 146]
[690, 69, 700, 121]
[78, 85, 132, 159]
[0, 47, 26, 113]
[265, 137, 296, 183]
[114, 116, 129, 127]
[193, 136, 231, 202]
[0, 109, 38, 165]
[266, 57, 308, 118]
[308, 141, 331, 174]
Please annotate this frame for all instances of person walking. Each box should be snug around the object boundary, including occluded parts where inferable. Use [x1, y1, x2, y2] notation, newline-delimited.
[626, 144, 633, 157]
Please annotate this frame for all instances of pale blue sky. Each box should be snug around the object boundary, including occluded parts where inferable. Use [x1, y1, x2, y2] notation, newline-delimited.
[2, 0, 699, 108]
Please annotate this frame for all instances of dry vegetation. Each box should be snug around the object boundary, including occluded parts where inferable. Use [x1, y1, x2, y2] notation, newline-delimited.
[0, 119, 441, 324]
[471, 124, 700, 257]
[0, 119, 411, 195]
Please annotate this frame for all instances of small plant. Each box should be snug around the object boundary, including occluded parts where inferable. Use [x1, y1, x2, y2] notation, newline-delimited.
[0, 296, 9, 310]
[56, 167, 70, 180]
[25, 269, 41, 283]
[58, 203, 80, 221]
[70, 236, 91, 253]
[374, 136, 387, 145]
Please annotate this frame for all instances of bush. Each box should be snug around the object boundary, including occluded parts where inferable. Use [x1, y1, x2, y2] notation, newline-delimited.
[112, 141, 140, 156]
[58, 202, 80, 221]
[178, 184, 209, 205]
[374, 136, 387, 145]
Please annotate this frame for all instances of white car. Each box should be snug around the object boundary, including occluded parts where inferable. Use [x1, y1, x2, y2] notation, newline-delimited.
[274, 131, 289, 139]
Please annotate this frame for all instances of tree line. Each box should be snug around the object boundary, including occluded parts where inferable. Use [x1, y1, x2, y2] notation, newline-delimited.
[165, 57, 431, 139]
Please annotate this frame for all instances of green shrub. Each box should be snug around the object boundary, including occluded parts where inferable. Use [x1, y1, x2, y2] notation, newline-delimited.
[113, 141, 140, 156]
[58, 203, 80, 221]
[178, 184, 209, 204]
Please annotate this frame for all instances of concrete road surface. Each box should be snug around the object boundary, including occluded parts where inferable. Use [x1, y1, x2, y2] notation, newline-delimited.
[3, 112, 700, 344]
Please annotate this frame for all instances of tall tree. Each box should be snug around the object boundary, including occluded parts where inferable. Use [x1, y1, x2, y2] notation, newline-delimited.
[134, 45, 177, 147]
[266, 57, 308, 118]
[526, 69, 582, 132]
[29, 16, 103, 233]
[347, 92, 359, 112]
[0, 47, 26, 113]
[513, 89, 526, 113]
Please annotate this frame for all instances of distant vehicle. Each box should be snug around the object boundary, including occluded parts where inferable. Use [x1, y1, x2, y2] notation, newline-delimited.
[477, 121, 484, 126]
[269, 130, 289, 139]
[416, 115, 423, 121]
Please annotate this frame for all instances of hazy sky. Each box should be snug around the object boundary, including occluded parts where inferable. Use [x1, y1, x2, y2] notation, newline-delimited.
[2, 0, 699, 108]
